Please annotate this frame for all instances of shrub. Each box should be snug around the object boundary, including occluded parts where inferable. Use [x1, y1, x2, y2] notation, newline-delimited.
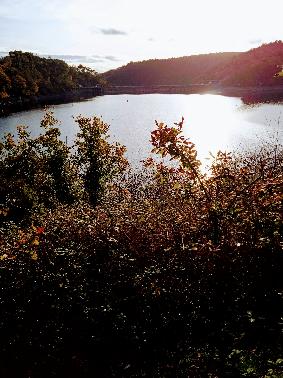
[74, 115, 128, 206]
[0, 116, 282, 377]
[0, 111, 128, 223]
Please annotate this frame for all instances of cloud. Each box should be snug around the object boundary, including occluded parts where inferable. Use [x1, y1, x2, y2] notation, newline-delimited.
[32, 53, 121, 67]
[43, 53, 121, 65]
[249, 39, 262, 45]
[104, 55, 120, 62]
[0, 51, 120, 65]
[56, 54, 121, 64]
[99, 28, 127, 36]
[44, 54, 102, 63]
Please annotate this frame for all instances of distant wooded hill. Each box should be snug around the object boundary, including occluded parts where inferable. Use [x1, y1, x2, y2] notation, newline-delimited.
[103, 41, 283, 87]
[0, 51, 104, 100]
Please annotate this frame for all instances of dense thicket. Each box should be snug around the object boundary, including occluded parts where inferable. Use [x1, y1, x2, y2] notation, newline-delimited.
[103, 41, 283, 87]
[0, 51, 103, 100]
[0, 114, 282, 377]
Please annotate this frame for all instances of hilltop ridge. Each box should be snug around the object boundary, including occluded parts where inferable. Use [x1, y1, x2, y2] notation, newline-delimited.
[103, 41, 283, 88]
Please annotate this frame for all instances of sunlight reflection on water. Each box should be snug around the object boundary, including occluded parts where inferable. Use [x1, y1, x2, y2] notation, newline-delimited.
[0, 94, 282, 167]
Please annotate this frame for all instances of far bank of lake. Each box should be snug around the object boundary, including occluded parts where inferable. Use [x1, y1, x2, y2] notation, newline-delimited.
[0, 85, 282, 117]
[0, 87, 103, 117]
[105, 85, 283, 100]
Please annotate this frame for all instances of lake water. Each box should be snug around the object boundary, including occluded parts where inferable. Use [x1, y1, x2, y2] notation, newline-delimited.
[0, 94, 282, 166]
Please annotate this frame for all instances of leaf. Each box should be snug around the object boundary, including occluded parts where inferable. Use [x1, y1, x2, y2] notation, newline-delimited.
[173, 182, 181, 190]
[36, 227, 45, 234]
[31, 252, 38, 260]
[32, 238, 40, 246]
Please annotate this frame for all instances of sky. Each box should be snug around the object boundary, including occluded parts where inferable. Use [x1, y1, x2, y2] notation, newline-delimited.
[0, 0, 282, 72]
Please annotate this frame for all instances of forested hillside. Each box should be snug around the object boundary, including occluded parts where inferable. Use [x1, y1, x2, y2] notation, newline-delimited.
[103, 52, 238, 85]
[0, 51, 103, 100]
[219, 41, 283, 86]
[103, 41, 283, 87]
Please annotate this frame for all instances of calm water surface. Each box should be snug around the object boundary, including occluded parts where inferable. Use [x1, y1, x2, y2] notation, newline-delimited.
[0, 94, 282, 165]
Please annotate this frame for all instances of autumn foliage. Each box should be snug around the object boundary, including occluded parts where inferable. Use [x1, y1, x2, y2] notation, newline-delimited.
[0, 114, 282, 377]
[0, 51, 103, 100]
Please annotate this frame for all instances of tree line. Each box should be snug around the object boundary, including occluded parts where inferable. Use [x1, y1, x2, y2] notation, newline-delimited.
[0, 51, 104, 100]
[103, 41, 283, 87]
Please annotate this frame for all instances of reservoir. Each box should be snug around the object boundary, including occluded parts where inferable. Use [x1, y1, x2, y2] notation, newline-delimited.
[0, 94, 282, 166]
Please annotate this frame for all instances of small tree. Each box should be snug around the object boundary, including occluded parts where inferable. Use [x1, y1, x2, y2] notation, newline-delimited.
[147, 118, 282, 248]
[0, 111, 77, 222]
[75, 116, 128, 206]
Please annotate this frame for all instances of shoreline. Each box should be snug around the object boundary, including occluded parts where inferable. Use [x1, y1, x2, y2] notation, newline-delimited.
[105, 85, 283, 105]
[0, 87, 103, 117]
[105, 84, 283, 96]
[0, 86, 282, 117]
